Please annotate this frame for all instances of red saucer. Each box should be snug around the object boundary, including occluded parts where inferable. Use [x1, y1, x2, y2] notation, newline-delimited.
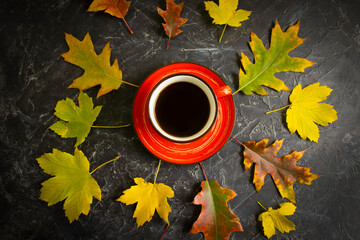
[132, 63, 235, 164]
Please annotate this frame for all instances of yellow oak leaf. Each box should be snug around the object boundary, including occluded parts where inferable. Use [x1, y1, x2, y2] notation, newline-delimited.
[61, 32, 123, 98]
[287, 83, 338, 142]
[117, 177, 174, 227]
[258, 202, 296, 239]
[205, 0, 251, 42]
[37, 148, 101, 223]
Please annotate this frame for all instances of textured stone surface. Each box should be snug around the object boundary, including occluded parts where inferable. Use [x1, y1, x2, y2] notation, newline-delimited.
[0, 0, 359, 239]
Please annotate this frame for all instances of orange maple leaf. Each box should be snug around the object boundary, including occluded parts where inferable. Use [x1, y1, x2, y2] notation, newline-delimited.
[241, 138, 321, 203]
[88, 0, 133, 33]
[157, 0, 188, 49]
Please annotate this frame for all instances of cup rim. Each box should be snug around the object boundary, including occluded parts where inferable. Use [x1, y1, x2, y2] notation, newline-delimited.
[147, 74, 218, 143]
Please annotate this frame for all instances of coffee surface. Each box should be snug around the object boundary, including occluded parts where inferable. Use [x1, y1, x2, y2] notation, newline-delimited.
[155, 81, 211, 138]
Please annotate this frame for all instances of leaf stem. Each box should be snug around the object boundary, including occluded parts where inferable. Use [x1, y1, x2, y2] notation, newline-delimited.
[198, 163, 209, 182]
[219, 24, 227, 43]
[160, 224, 169, 240]
[232, 87, 242, 96]
[166, 35, 171, 50]
[122, 80, 139, 88]
[154, 159, 162, 184]
[92, 124, 131, 128]
[257, 201, 268, 211]
[122, 18, 133, 34]
[230, 136, 246, 148]
[90, 155, 121, 175]
[109, 0, 133, 34]
[265, 104, 290, 114]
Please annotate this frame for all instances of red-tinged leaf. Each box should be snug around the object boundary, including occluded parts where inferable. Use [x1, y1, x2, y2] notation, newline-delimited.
[88, 0, 133, 34]
[189, 180, 243, 240]
[157, 0, 188, 49]
[243, 138, 321, 203]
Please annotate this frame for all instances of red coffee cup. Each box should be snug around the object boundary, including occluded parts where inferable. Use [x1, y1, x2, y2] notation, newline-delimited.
[133, 63, 235, 164]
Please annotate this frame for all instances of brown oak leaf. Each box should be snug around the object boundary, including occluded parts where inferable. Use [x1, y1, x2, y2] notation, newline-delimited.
[157, 0, 188, 49]
[242, 138, 320, 203]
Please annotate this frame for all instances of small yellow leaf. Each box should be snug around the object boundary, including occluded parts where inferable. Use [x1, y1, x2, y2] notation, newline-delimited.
[258, 202, 296, 239]
[286, 83, 338, 142]
[205, 0, 251, 42]
[117, 177, 174, 227]
[205, 0, 251, 27]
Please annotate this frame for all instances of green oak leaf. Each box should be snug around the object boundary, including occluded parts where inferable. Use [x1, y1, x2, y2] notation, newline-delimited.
[236, 20, 316, 95]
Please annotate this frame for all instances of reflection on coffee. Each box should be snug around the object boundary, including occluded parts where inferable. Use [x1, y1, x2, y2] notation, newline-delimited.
[154, 82, 210, 138]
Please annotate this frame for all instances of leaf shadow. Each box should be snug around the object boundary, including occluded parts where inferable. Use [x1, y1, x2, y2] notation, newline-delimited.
[145, 2, 167, 39]
[195, 2, 213, 26]
[280, 110, 288, 132]
[195, 2, 224, 41]
[181, 181, 202, 234]
[232, 52, 246, 90]
[244, 161, 256, 191]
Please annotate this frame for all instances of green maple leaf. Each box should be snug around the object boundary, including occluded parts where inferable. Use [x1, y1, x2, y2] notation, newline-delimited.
[37, 148, 101, 223]
[49, 92, 102, 147]
[235, 20, 316, 95]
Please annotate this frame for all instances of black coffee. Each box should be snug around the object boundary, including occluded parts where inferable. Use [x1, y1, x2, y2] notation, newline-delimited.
[155, 81, 211, 138]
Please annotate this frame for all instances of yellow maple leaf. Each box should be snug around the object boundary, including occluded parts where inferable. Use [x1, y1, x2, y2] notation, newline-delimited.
[258, 202, 296, 239]
[204, 0, 251, 42]
[267, 83, 338, 142]
[287, 83, 338, 142]
[117, 177, 174, 227]
[37, 148, 101, 223]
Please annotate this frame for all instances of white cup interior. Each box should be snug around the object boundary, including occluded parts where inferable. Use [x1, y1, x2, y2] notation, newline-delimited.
[148, 75, 217, 142]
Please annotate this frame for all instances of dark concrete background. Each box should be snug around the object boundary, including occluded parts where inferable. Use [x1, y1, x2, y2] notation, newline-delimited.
[1, 0, 359, 239]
